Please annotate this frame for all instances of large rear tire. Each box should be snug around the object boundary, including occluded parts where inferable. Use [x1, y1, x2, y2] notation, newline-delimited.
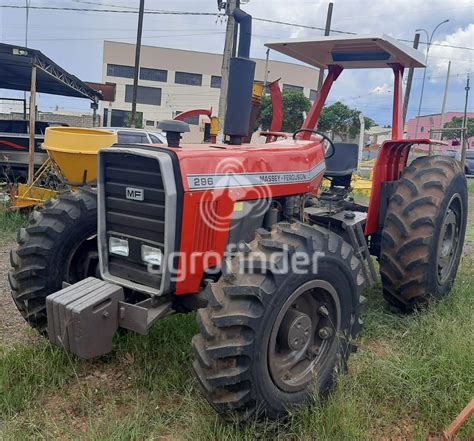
[380, 155, 467, 310]
[9, 188, 98, 333]
[192, 222, 366, 420]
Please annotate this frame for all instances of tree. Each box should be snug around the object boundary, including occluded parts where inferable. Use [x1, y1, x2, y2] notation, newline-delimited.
[442, 117, 474, 140]
[259, 91, 311, 132]
[318, 101, 376, 141]
[123, 111, 143, 128]
[259, 96, 375, 140]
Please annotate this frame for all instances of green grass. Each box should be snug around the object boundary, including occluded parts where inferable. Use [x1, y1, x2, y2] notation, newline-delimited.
[1, 191, 473, 439]
[467, 178, 474, 194]
[1, 278, 472, 440]
[0, 205, 26, 244]
[463, 179, 474, 251]
[0, 341, 81, 416]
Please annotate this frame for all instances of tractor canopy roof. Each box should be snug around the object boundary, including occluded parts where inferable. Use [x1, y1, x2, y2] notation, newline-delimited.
[265, 34, 425, 70]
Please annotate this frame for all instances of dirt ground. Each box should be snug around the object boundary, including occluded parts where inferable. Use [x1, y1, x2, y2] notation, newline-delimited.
[0, 242, 37, 348]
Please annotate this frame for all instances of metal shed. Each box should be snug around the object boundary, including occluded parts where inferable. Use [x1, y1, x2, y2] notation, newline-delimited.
[0, 43, 103, 183]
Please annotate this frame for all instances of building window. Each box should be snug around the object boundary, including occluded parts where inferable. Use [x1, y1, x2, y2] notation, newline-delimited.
[175, 71, 202, 86]
[211, 75, 222, 88]
[125, 85, 162, 106]
[309, 89, 317, 101]
[145, 120, 155, 126]
[103, 109, 143, 128]
[107, 64, 134, 79]
[283, 84, 304, 93]
[140, 67, 167, 82]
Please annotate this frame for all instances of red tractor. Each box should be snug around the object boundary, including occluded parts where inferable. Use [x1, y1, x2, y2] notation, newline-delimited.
[9, 10, 467, 420]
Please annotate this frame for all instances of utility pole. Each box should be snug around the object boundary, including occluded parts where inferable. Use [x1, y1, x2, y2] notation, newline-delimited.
[130, 0, 145, 128]
[27, 65, 37, 186]
[263, 48, 270, 90]
[358, 112, 365, 170]
[316, 2, 333, 94]
[439, 60, 451, 139]
[91, 98, 98, 128]
[402, 32, 420, 125]
[217, 0, 238, 138]
[460, 74, 470, 166]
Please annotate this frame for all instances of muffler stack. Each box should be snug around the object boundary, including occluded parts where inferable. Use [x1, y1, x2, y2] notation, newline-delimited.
[224, 8, 256, 145]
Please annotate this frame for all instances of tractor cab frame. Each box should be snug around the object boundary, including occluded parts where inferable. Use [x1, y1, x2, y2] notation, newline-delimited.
[266, 34, 446, 236]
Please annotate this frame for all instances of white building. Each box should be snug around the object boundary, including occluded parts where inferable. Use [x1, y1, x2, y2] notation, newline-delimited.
[101, 41, 320, 142]
[0, 99, 24, 115]
[366, 126, 392, 145]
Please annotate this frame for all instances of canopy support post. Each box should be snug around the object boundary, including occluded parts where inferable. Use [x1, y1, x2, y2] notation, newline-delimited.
[28, 64, 37, 186]
[300, 64, 343, 139]
[390, 63, 404, 140]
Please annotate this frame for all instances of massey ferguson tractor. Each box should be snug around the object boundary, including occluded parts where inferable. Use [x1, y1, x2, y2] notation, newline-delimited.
[9, 9, 467, 420]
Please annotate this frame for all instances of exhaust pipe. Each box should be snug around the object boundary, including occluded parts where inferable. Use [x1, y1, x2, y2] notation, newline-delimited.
[224, 8, 256, 145]
[234, 8, 252, 59]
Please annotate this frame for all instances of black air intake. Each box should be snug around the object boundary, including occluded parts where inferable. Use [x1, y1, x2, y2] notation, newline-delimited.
[224, 8, 256, 145]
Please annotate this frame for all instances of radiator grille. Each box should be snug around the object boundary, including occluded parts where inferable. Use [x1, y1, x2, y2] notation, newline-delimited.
[102, 153, 165, 287]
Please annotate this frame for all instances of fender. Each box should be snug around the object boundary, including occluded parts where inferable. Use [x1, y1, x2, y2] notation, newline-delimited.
[365, 138, 448, 236]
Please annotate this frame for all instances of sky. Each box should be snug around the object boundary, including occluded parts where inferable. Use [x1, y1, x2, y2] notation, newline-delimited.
[0, 0, 473, 126]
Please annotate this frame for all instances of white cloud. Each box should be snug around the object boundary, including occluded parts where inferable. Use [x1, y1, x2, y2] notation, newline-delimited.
[429, 23, 474, 82]
[370, 83, 392, 95]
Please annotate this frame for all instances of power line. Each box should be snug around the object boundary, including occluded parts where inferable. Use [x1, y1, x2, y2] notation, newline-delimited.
[2, 4, 473, 52]
[1, 31, 225, 42]
[254, 17, 474, 51]
[0, 5, 218, 16]
[253, 17, 355, 35]
[72, 0, 139, 10]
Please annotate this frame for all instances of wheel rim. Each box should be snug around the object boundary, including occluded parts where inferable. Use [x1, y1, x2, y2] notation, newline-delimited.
[268, 280, 341, 393]
[437, 194, 463, 285]
[64, 233, 99, 283]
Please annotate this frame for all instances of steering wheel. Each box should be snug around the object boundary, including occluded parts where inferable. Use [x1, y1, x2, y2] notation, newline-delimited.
[292, 129, 336, 160]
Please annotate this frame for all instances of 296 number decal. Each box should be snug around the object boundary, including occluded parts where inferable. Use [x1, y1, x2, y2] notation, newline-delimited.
[193, 177, 214, 187]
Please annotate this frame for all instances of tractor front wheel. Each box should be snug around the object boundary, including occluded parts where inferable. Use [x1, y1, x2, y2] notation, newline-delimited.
[380, 155, 467, 310]
[192, 222, 366, 420]
[9, 188, 98, 333]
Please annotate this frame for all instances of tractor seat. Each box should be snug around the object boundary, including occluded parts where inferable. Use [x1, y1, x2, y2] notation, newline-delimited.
[324, 143, 359, 177]
[324, 143, 359, 188]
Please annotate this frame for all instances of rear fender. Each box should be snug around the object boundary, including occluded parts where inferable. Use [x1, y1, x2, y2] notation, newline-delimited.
[365, 138, 447, 235]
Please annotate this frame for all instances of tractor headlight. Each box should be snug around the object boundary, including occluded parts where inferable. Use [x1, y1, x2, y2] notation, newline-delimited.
[109, 237, 129, 257]
[141, 245, 162, 267]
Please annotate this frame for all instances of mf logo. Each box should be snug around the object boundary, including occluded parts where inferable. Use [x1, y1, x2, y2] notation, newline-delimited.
[125, 187, 144, 201]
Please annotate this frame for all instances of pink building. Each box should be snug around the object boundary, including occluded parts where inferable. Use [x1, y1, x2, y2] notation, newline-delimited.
[407, 112, 474, 149]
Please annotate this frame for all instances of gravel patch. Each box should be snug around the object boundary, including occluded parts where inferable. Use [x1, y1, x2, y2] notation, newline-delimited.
[0, 240, 38, 348]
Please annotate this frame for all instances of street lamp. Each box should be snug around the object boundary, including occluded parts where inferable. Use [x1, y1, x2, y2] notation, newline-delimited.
[414, 19, 449, 138]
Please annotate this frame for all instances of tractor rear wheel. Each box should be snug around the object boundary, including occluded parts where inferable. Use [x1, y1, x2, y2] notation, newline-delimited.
[9, 188, 98, 333]
[380, 155, 467, 310]
[192, 222, 366, 420]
